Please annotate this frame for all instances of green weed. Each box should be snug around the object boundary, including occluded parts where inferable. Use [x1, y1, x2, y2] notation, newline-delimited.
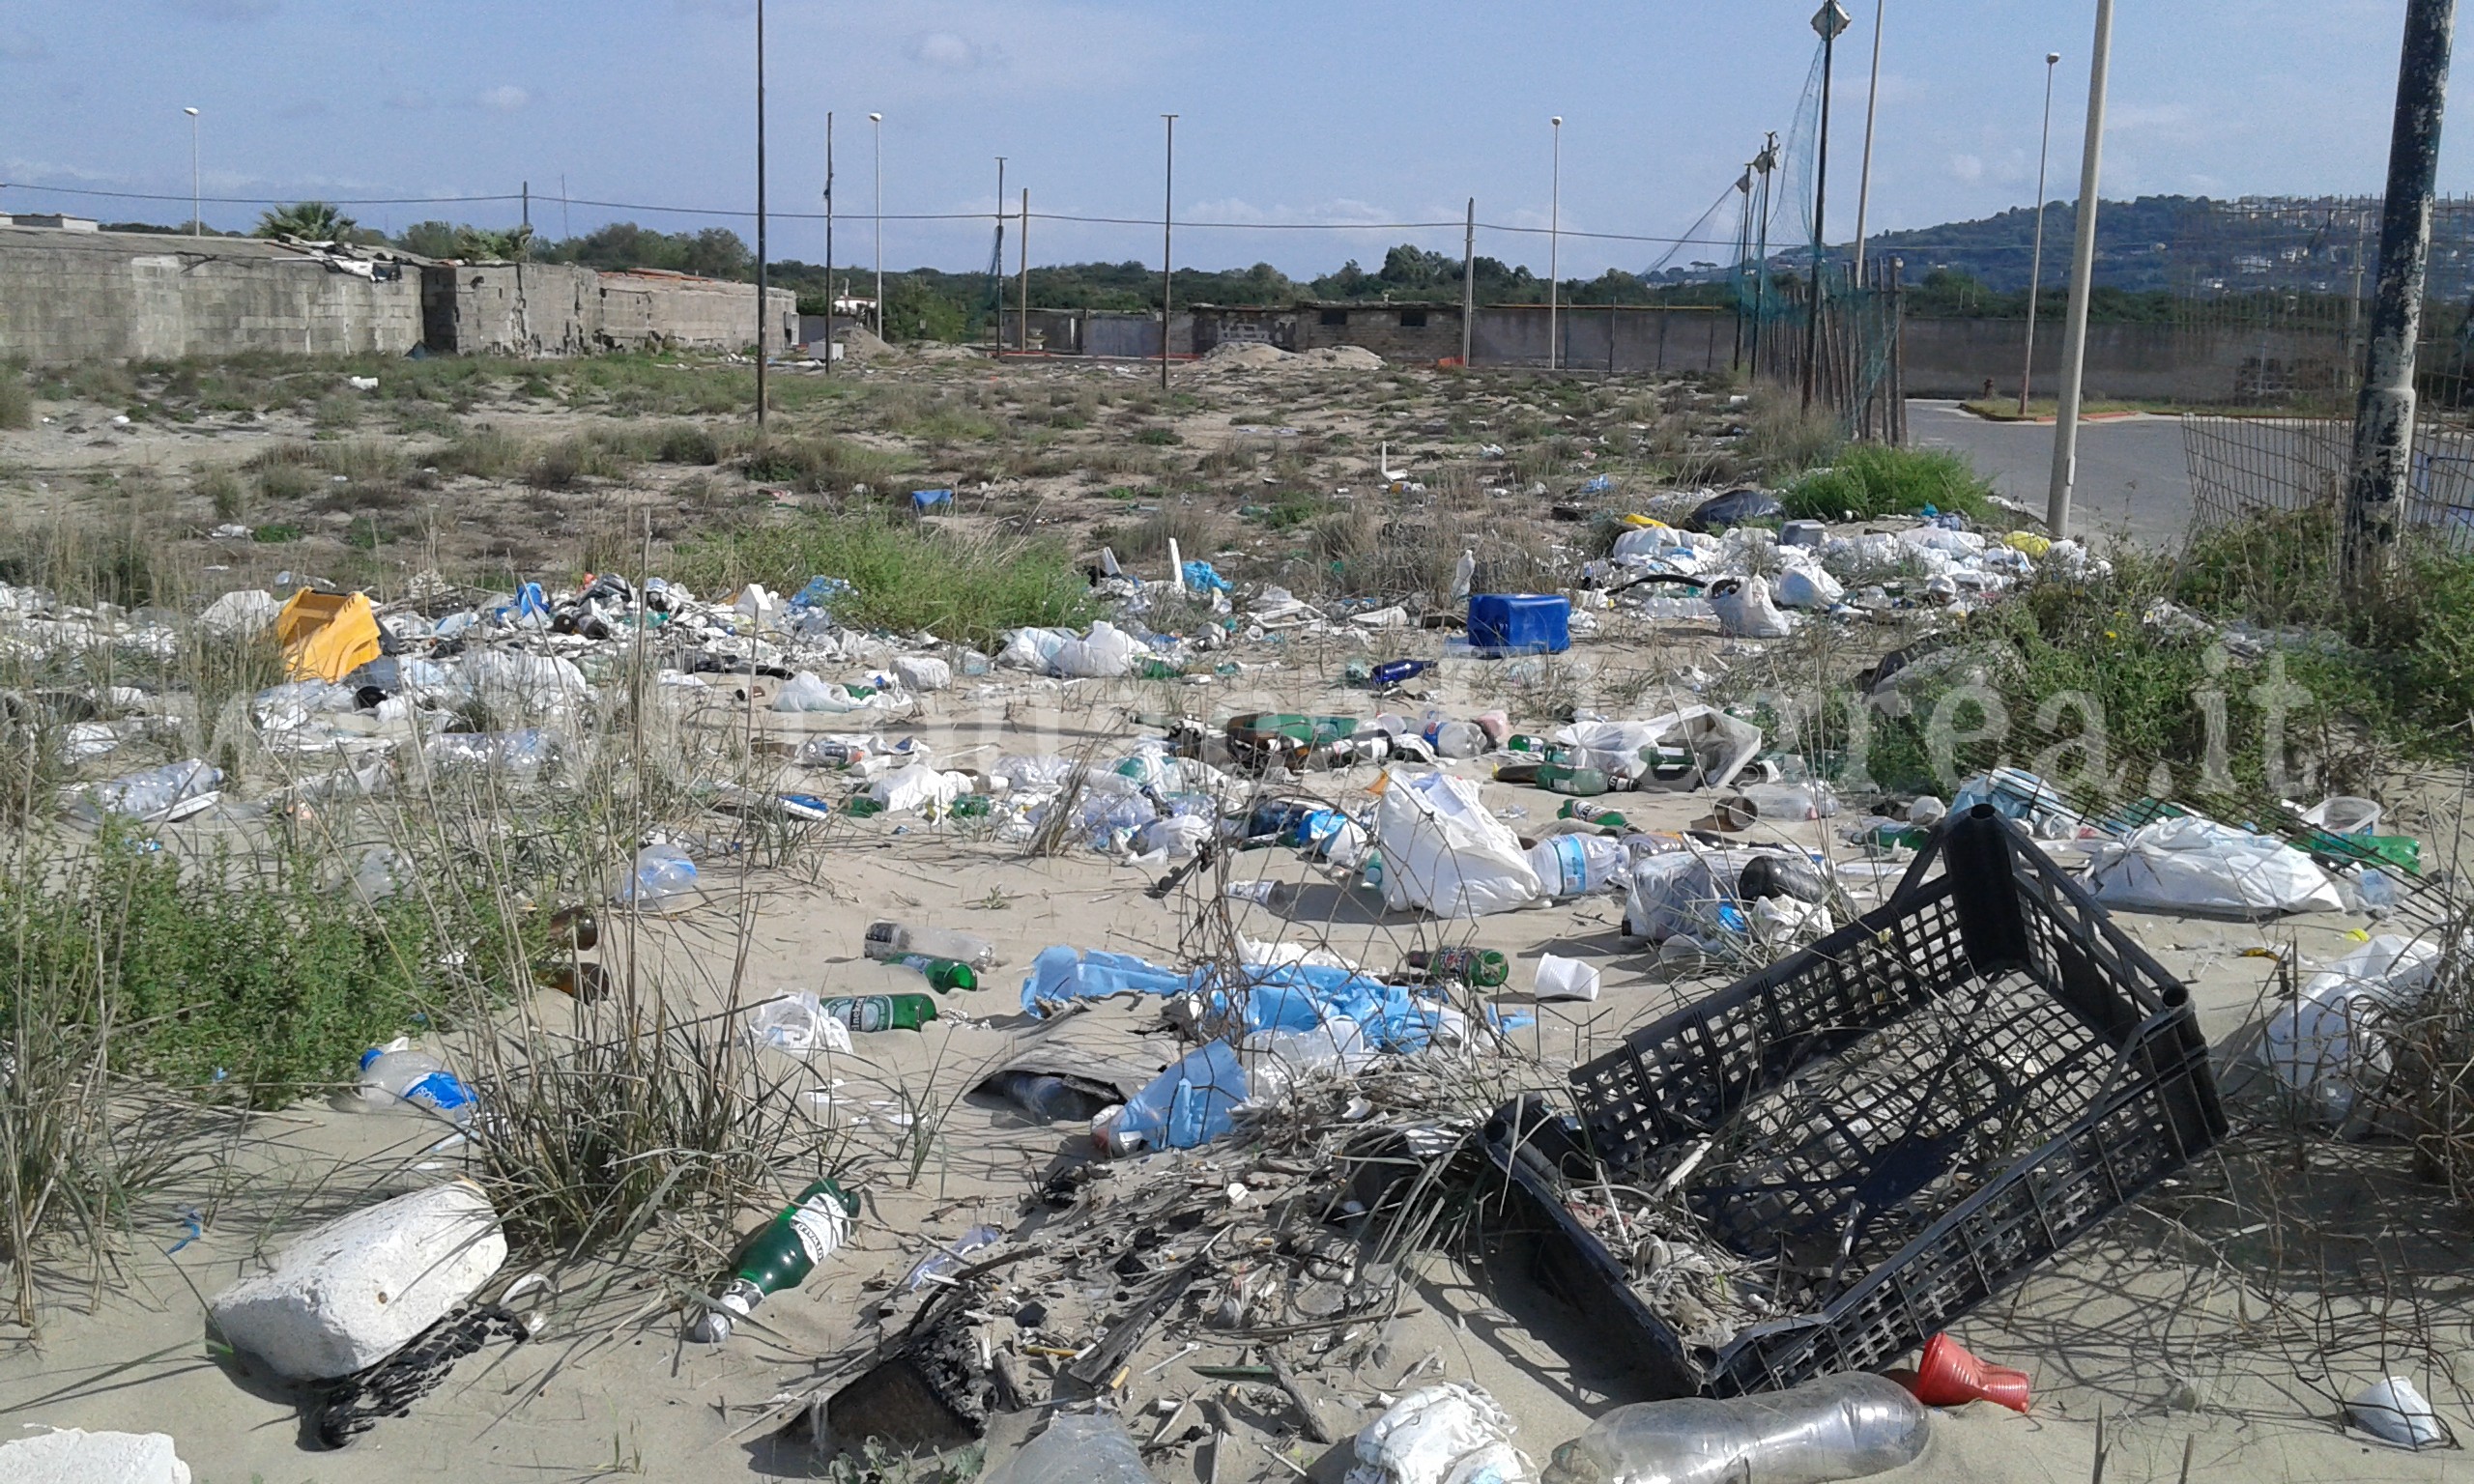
[1782, 444, 1996, 522]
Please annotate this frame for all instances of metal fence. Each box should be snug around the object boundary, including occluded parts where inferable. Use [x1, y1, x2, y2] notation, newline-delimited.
[2182, 414, 2474, 551]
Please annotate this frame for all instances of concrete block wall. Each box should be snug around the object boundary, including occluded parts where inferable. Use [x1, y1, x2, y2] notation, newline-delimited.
[1901, 318, 2355, 404]
[0, 229, 421, 366]
[594, 271, 797, 354]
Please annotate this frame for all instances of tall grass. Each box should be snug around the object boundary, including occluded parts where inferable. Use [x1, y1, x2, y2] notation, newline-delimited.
[671, 512, 1097, 645]
[0, 363, 31, 431]
[1781, 444, 1997, 522]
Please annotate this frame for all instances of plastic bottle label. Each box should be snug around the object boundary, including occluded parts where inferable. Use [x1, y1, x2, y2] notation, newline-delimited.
[404, 1070, 475, 1112]
[825, 997, 893, 1033]
[786, 1195, 851, 1265]
[1547, 837, 1586, 896]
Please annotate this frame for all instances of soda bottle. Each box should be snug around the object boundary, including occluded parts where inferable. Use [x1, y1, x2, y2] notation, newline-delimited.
[356, 1043, 476, 1124]
[820, 994, 938, 1032]
[1558, 799, 1628, 827]
[862, 922, 998, 969]
[1526, 835, 1626, 899]
[883, 954, 978, 993]
[1402, 946, 1511, 988]
[1504, 734, 1553, 754]
[687, 1177, 860, 1342]
[1369, 659, 1433, 687]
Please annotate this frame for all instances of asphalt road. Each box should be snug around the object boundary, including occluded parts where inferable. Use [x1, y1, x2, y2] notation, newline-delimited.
[1906, 399, 2195, 547]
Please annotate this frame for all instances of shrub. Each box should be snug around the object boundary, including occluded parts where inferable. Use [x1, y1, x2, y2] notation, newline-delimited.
[0, 366, 30, 431]
[670, 512, 1097, 647]
[1781, 444, 1996, 522]
[739, 435, 916, 493]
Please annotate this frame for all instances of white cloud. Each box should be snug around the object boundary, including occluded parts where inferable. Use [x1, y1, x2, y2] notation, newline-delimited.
[1947, 154, 1986, 185]
[907, 31, 994, 71]
[476, 85, 531, 112]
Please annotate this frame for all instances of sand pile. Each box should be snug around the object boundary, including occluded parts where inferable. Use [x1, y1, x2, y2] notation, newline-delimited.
[1194, 341, 1384, 377]
[1302, 345, 1384, 370]
[833, 325, 895, 360]
[1199, 341, 1292, 369]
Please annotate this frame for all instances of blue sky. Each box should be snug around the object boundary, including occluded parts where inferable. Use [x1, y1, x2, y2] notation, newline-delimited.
[0, 0, 2453, 277]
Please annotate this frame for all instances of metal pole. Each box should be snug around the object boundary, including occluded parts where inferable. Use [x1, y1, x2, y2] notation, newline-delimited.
[2020, 52, 2061, 416]
[1851, 0, 1886, 287]
[2046, 0, 2115, 539]
[1020, 186, 1030, 356]
[522, 180, 530, 232]
[1548, 116, 1563, 371]
[823, 111, 834, 375]
[2346, 0, 2459, 593]
[1161, 113, 1176, 390]
[870, 113, 883, 339]
[186, 108, 200, 236]
[991, 157, 1005, 357]
[1752, 134, 1775, 380]
[979, 157, 990, 356]
[1461, 197, 1477, 366]
[1734, 166, 1753, 370]
[1804, 16, 1838, 412]
[754, 0, 769, 430]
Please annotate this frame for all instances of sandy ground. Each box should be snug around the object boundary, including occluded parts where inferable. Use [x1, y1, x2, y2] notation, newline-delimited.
[0, 637, 2460, 1484]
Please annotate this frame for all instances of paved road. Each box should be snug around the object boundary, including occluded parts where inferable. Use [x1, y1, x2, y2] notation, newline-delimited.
[1906, 400, 2194, 547]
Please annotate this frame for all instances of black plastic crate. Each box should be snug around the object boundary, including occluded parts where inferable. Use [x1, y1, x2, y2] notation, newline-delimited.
[1482, 805, 2228, 1400]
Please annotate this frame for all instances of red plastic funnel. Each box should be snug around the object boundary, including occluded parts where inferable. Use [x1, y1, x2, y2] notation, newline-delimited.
[1903, 1332, 2031, 1413]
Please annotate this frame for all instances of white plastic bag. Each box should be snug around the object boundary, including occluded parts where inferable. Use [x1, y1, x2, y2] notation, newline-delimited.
[2085, 816, 2344, 918]
[1051, 621, 1142, 678]
[2258, 934, 2442, 1123]
[1559, 707, 1763, 791]
[1373, 770, 1542, 918]
[1347, 1384, 1533, 1484]
[744, 991, 854, 1057]
[1533, 954, 1601, 1003]
[2349, 1376, 2450, 1449]
[773, 673, 873, 713]
[869, 762, 971, 813]
[1706, 576, 1793, 638]
[893, 655, 953, 692]
[1772, 558, 1845, 609]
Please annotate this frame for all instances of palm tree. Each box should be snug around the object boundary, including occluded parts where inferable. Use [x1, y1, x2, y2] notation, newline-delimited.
[254, 201, 358, 242]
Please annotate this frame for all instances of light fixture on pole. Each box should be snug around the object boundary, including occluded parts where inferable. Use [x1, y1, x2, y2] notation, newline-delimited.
[2019, 51, 2062, 417]
[870, 112, 884, 339]
[1548, 115, 1563, 371]
[1804, 0, 1851, 414]
[1161, 113, 1177, 391]
[1850, 0, 1886, 286]
[184, 107, 201, 237]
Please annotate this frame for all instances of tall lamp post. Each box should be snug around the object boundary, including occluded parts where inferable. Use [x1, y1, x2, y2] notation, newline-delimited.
[2020, 51, 2062, 416]
[2046, 0, 2116, 539]
[1548, 116, 1563, 371]
[870, 113, 884, 339]
[184, 107, 201, 236]
[1850, 0, 1886, 285]
[754, 0, 769, 430]
[1804, 0, 1852, 413]
[822, 110, 834, 375]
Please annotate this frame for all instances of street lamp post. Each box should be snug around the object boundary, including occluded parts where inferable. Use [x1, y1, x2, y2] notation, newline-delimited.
[1851, 0, 1886, 285]
[2020, 52, 2062, 417]
[184, 107, 200, 236]
[1805, 0, 1852, 414]
[1548, 116, 1563, 371]
[870, 113, 884, 339]
[2047, 0, 2117, 539]
[823, 110, 834, 375]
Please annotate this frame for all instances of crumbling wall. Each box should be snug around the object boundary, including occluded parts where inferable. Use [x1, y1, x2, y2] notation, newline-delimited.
[593, 271, 796, 355]
[0, 229, 421, 366]
[418, 263, 601, 357]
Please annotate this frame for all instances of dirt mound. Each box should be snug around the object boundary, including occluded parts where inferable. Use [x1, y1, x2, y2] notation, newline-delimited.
[834, 325, 895, 360]
[1301, 345, 1384, 371]
[1199, 342, 1293, 369]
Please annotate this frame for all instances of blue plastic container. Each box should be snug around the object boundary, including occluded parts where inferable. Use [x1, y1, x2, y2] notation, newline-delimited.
[1467, 593, 1571, 655]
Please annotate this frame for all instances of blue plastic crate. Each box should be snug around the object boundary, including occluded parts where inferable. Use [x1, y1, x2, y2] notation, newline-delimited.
[1468, 593, 1569, 655]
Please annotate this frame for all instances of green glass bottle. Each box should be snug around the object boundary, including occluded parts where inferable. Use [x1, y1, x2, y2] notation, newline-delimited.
[947, 794, 992, 819]
[844, 796, 886, 817]
[1559, 799, 1627, 827]
[1537, 760, 1609, 797]
[884, 955, 977, 993]
[820, 993, 938, 1032]
[688, 1177, 860, 1342]
[1403, 946, 1511, 988]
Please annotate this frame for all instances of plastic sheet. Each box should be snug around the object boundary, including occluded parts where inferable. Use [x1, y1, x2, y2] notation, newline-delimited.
[1373, 769, 1542, 918]
[2086, 816, 2344, 919]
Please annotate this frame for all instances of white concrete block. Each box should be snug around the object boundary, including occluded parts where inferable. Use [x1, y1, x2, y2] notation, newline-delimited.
[0, 1427, 191, 1484]
[209, 1180, 506, 1380]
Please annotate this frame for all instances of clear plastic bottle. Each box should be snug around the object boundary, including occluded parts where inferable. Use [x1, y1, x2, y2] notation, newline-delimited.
[1527, 835, 1627, 898]
[862, 921, 999, 969]
[1542, 1372, 1927, 1484]
[356, 1042, 475, 1124]
[617, 844, 697, 906]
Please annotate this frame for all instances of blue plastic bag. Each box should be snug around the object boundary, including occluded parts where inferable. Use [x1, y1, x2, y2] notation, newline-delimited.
[1181, 560, 1231, 593]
